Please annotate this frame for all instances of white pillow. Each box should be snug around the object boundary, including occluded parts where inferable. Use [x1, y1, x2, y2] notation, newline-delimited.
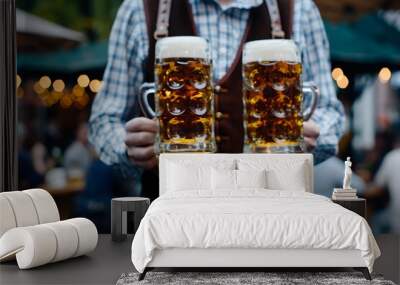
[167, 160, 235, 192]
[237, 159, 308, 191]
[211, 168, 236, 190]
[266, 166, 306, 191]
[211, 169, 267, 191]
[167, 162, 210, 191]
[236, 169, 267, 189]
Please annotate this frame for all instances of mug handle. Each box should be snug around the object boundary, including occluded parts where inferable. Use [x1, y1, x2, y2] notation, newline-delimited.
[139, 82, 156, 118]
[302, 81, 320, 121]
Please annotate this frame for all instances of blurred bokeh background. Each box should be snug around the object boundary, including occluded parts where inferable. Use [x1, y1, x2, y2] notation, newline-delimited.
[15, 0, 400, 234]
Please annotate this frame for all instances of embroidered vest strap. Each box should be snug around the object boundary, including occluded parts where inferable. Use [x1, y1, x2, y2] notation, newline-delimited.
[143, 0, 196, 83]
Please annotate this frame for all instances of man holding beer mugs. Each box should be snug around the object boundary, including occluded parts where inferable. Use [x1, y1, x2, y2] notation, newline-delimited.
[89, 0, 345, 196]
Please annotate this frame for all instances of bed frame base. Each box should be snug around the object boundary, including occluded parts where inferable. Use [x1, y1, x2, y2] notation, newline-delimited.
[354, 267, 372, 280]
[138, 268, 148, 281]
[138, 249, 371, 280]
[138, 267, 371, 281]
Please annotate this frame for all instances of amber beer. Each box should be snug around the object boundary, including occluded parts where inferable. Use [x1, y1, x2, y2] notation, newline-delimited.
[154, 37, 216, 153]
[243, 40, 317, 153]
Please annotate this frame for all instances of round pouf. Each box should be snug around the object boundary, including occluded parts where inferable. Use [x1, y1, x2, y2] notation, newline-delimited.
[111, 197, 150, 242]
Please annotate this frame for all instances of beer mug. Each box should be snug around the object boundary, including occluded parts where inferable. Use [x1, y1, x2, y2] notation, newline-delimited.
[139, 36, 216, 153]
[242, 39, 319, 153]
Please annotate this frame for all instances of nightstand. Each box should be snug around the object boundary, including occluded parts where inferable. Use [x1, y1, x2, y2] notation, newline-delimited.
[111, 197, 150, 242]
[332, 198, 366, 218]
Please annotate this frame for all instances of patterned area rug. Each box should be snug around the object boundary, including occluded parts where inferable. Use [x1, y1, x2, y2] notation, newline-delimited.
[116, 272, 395, 285]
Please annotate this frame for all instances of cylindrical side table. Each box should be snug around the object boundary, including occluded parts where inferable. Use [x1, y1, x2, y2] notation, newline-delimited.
[111, 197, 150, 242]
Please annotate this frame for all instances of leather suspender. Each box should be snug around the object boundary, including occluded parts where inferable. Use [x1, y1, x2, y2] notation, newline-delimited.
[153, 0, 172, 39]
[265, 0, 285, 38]
[143, 0, 196, 82]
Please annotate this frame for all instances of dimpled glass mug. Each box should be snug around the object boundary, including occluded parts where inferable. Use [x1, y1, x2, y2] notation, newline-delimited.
[242, 39, 319, 153]
[139, 36, 216, 153]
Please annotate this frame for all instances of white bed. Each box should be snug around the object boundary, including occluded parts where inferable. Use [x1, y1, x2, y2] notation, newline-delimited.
[131, 154, 380, 280]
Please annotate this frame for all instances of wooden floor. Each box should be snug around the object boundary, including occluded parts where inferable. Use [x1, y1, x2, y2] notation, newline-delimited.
[0, 234, 398, 284]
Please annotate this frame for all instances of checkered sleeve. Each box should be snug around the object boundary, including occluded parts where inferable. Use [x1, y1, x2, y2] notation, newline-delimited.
[300, 0, 345, 164]
[89, 0, 148, 179]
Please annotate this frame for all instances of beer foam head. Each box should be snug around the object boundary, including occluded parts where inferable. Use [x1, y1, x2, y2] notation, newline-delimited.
[243, 39, 300, 64]
[156, 36, 209, 59]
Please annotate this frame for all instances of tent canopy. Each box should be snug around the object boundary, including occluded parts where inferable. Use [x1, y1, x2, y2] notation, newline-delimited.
[18, 41, 108, 73]
[17, 9, 86, 42]
[17, 9, 87, 52]
[325, 13, 400, 64]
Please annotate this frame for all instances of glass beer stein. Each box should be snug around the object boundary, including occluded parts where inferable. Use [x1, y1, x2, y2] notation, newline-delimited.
[242, 39, 319, 153]
[139, 36, 216, 153]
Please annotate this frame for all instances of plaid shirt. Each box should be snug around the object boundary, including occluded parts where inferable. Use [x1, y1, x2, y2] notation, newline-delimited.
[89, 0, 345, 184]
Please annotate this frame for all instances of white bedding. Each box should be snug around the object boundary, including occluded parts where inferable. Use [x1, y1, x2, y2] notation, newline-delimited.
[131, 190, 380, 273]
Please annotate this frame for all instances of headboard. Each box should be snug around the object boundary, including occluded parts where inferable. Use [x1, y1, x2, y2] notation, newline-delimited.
[159, 153, 314, 195]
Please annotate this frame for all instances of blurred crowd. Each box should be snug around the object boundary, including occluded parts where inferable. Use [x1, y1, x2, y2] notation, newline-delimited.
[315, 129, 400, 234]
[17, 120, 137, 233]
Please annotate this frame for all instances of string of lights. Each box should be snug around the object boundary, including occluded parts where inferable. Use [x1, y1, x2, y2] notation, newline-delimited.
[331, 66, 392, 90]
[17, 74, 103, 109]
